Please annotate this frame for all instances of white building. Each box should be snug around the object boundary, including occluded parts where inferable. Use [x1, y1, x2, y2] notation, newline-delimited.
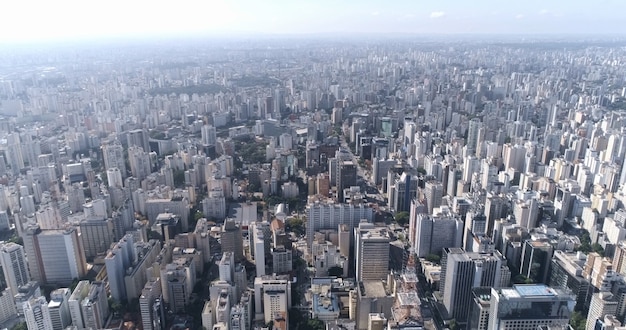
[24, 296, 53, 330]
[48, 288, 71, 330]
[0, 242, 30, 297]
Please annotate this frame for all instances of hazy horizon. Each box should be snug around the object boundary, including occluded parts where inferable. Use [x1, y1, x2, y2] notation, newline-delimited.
[1, 0, 626, 44]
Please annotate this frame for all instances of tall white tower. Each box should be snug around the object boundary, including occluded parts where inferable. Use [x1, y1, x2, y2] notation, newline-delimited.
[0, 242, 30, 296]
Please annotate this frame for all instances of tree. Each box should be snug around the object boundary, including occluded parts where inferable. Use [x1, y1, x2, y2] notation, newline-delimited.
[11, 322, 27, 330]
[289, 308, 303, 328]
[448, 319, 458, 330]
[569, 311, 586, 330]
[301, 318, 325, 330]
[286, 217, 305, 236]
[513, 274, 534, 284]
[426, 254, 441, 263]
[394, 211, 410, 226]
[592, 243, 605, 256]
[11, 322, 28, 330]
[328, 266, 343, 277]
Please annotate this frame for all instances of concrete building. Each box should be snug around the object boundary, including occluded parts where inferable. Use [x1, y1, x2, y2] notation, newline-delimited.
[271, 246, 293, 274]
[468, 287, 492, 330]
[253, 275, 291, 325]
[102, 141, 126, 177]
[587, 292, 621, 330]
[202, 188, 227, 220]
[161, 257, 196, 313]
[221, 219, 244, 261]
[409, 205, 463, 257]
[489, 284, 575, 330]
[424, 181, 444, 215]
[0, 242, 30, 297]
[139, 277, 162, 330]
[22, 225, 87, 285]
[24, 296, 53, 330]
[105, 234, 135, 302]
[80, 282, 109, 330]
[0, 288, 16, 324]
[441, 248, 505, 324]
[549, 250, 591, 311]
[48, 288, 71, 330]
[355, 281, 395, 330]
[79, 217, 116, 260]
[306, 199, 373, 247]
[355, 223, 390, 282]
[145, 197, 190, 231]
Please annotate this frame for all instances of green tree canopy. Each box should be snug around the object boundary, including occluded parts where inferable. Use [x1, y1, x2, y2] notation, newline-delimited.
[395, 211, 410, 226]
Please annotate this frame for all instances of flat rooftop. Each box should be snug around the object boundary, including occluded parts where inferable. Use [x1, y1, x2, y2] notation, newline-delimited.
[515, 284, 556, 297]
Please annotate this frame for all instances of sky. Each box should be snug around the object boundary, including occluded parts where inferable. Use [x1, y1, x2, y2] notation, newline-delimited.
[0, 0, 625, 43]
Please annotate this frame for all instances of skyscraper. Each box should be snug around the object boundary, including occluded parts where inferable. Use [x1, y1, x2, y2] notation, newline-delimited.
[337, 160, 357, 201]
[102, 141, 127, 177]
[306, 200, 373, 247]
[24, 296, 53, 330]
[410, 205, 463, 257]
[0, 242, 30, 297]
[48, 288, 71, 330]
[221, 219, 244, 261]
[586, 292, 620, 330]
[105, 234, 135, 302]
[81, 282, 109, 330]
[467, 118, 482, 155]
[355, 223, 390, 282]
[441, 248, 504, 324]
[23, 225, 87, 285]
[424, 181, 444, 215]
[127, 128, 150, 152]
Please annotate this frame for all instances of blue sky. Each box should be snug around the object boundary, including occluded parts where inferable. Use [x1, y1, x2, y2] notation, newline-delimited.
[0, 0, 624, 42]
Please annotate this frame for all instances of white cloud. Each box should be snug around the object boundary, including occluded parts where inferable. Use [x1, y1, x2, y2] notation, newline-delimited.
[430, 11, 446, 19]
[371, 11, 380, 16]
[539, 9, 549, 15]
[515, 14, 525, 19]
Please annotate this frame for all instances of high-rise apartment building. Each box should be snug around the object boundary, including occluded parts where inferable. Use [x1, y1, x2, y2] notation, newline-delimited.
[139, 277, 162, 330]
[48, 288, 71, 330]
[587, 292, 620, 330]
[105, 234, 135, 302]
[128, 146, 152, 181]
[80, 282, 109, 330]
[409, 204, 463, 257]
[306, 199, 373, 247]
[424, 181, 444, 215]
[127, 128, 150, 152]
[24, 296, 53, 330]
[68, 281, 90, 329]
[102, 141, 127, 177]
[0, 288, 16, 324]
[0, 242, 30, 296]
[355, 223, 390, 282]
